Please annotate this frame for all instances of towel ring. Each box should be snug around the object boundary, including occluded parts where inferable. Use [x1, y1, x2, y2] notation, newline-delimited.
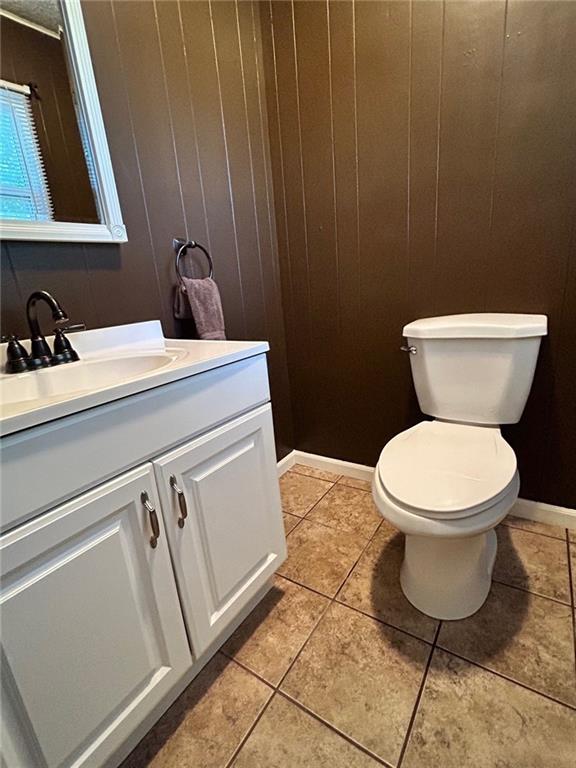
[173, 238, 214, 283]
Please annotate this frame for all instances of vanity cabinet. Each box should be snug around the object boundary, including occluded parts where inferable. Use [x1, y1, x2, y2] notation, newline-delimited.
[1, 369, 285, 768]
[153, 404, 285, 656]
[0, 464, 191, 768]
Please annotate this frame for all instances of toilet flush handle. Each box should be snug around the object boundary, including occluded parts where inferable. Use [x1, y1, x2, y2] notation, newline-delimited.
[400, 345, 417, 354]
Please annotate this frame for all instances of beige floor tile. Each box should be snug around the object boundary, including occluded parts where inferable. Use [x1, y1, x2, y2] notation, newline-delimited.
[501, 513, 566, 540]
[337, 523, 439, 641]
[277, 519, 367, 597]
[438, 581, 576, 706]
[232, 694, 380, 768]
[306, 484, 381, 539]
[494, 526, 571, 603]
[222, 576, 329, 686]
[121, 654, 271, 768]
[569, 529, 576, 544]
[279, 471, 332, 517]
[283, 512, 301, 536]
[338, 475, 373, 492]
[402, 649, 576, 768]
[291, 463, 341, 482]
[570, 543, 575, 594]
[281, 602, 430, 765]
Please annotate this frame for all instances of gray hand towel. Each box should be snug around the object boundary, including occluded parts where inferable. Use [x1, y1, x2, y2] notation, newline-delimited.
[181, 276, 226, 340]
[173, 282, 192, 320]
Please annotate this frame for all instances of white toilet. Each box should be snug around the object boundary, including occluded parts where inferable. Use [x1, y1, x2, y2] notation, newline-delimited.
[372, 313, 548, 620]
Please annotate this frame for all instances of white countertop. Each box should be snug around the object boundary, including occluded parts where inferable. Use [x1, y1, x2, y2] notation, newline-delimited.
[0, 321, 268, 436]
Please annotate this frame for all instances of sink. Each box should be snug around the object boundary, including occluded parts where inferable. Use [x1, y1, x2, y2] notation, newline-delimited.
[0, 321, 269, 436]
[0, 353, 177, 409]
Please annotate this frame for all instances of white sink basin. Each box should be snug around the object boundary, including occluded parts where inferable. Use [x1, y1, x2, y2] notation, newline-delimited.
[0, 321, 269, 436]
[0, 353, 177, 409]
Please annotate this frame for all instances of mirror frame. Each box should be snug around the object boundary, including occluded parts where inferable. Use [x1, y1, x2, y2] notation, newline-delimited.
[0, 0, 127, 243]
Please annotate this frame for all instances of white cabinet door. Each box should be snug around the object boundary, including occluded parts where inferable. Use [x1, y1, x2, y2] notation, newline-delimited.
[0, 464, 191, 768]
[154, 404, 286, 656]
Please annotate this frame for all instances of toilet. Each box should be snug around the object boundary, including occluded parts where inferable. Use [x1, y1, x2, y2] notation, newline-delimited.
[372, 313, 548, 620]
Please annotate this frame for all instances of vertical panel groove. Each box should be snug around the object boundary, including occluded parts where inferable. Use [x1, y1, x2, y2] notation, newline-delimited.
[235, 0, 268, 338]
[432, 0, 446, 315]
[290, 0, 311, 344]
[251, 2, 281, 303]
[208, 0, 247, 338]
[268, 1, 294, 316]
[176, 0, 212, 254]
[406, 0, 413, 275]
[485, 0, 510, 309]
[109, 0, 164, 321]
[326, 0, 340, 337]
[152, 0, 188, 240]
[352, 0, 360, 284]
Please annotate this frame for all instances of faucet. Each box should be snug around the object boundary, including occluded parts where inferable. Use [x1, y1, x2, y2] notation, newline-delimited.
[3, 291, 82, 373]
[25, 291, 78, 367]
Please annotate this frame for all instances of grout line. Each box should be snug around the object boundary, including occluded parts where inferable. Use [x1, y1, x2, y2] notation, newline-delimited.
[490, 578, 573, 608]
[219, 651, 277, 691]
[274, 511, 387, 695]
[277, 690, 395, 768]
[565, 531, 576, 680]
[396, 623, 441, 767]
[223, 685, 275, 768]
[435, 646, 576, 713]
[288, 465, 342, 483]
[501, 520, 568, 542]
[566, 530, 575, 609]
[333, 596, 437, 648]
[222, 474, 388, 765]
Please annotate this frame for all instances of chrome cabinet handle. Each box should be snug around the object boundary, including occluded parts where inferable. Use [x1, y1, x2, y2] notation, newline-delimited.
[142, 491, 160, 548]
[400, 345, 417, 355]
[170, 475, 188, 529]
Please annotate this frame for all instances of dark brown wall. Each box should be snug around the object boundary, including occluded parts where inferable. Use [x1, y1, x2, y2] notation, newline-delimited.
[260, 0, 576, 507]
[0, 16, 99, 223]
[1, 0, 293, 457]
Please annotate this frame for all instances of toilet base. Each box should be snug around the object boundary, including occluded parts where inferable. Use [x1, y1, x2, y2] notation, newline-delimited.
[400, 529, 497, 620]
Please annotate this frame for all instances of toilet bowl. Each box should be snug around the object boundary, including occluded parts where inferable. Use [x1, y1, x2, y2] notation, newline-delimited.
[372, 313, 547, 620]
[373, 420, 520, 619]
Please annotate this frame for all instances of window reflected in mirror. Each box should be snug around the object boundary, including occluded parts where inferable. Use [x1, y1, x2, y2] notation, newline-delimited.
[0, 0, 100, 224]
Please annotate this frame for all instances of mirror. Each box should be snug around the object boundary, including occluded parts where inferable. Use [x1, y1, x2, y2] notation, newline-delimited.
[0, 0, 126, 242]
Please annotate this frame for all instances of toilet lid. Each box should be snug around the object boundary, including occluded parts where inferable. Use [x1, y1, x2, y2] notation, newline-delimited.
[377, 421, 517, 514]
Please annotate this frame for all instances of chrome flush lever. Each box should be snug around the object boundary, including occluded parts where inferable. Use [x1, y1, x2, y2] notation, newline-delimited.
[170, 475, 188, 529]
[400, 345, 417, 355]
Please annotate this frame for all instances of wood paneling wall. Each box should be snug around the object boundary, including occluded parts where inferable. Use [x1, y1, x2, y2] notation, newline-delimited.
[1, 0, 293, 457]
[260, 0, 576, 507]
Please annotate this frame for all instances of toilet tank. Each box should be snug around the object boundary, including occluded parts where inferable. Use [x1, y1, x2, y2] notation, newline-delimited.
[403, 314, 548, 425]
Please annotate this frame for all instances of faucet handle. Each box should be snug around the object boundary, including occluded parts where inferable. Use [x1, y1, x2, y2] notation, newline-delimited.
[53, 328, 80, 363]
[58, 322, 86, 334]
[5, 336, 32, 374]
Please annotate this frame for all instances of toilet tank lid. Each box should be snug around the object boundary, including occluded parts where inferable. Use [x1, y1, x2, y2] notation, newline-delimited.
[403, 313, 548, 339]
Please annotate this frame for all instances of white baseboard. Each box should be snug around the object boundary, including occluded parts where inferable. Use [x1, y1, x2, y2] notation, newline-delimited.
[511, 498, 576, 531]
[278, 449, 576, 532]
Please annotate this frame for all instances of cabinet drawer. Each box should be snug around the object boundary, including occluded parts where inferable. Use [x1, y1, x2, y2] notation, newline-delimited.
[1, 354, 270, 532]
[0, 464, 191, 768]
[153, 404, 286, 656]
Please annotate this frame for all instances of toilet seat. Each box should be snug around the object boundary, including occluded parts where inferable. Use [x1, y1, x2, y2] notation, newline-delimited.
[377, 421, 517, 520]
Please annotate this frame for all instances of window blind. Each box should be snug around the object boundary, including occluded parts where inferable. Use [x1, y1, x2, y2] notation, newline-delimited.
[0, 82, 53, 221]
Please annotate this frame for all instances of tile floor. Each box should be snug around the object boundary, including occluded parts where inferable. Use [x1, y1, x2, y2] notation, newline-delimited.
[122, 465, 576, 768]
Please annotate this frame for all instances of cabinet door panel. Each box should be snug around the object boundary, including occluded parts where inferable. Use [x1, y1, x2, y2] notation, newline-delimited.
[0, 465, 191, 768]
[154, 405, 286, 655]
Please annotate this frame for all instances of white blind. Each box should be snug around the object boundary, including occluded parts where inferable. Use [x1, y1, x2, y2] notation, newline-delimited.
[0, 83, 53, 221]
